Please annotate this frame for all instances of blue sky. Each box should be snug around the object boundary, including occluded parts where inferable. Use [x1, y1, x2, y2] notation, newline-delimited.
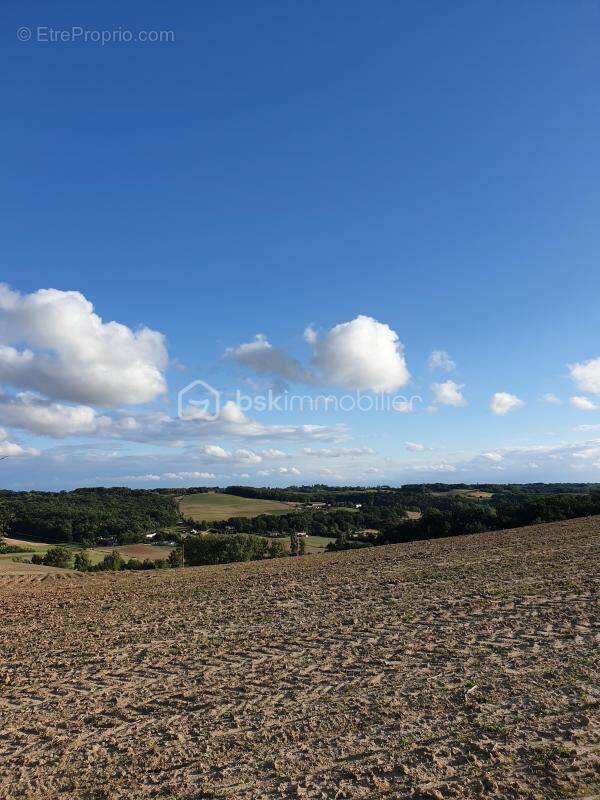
[1, 1, 600, 489]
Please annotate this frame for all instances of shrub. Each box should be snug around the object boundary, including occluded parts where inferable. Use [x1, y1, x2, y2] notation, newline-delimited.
[0, 544, 34, 554]
[73, 550, 92, 571]
[42, 546, 74, 569]
[123, 558, 143, 570]
[97, 551, 125, 572]
[168, 547, 183, 568]
[268, 539, 287, 558]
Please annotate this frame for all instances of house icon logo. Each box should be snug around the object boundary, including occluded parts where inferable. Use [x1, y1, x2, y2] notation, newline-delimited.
[177, 379, 221, 422]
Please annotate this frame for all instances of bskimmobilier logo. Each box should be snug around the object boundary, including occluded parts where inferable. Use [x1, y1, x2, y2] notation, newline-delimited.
[178, 380, 221, 422]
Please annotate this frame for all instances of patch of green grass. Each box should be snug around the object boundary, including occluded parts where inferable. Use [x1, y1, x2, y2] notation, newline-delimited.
[478, 721, 509, 737]
[532, 744, 573, 766]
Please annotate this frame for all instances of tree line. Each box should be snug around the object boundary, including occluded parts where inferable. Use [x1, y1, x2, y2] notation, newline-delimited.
[379, 490, 600, 544]
[210, 484, 600, 550]
[0, 488, 179, 545]
[31, 534, 287, 573]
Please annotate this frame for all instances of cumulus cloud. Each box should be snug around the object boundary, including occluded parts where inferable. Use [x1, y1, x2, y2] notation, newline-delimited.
[219, 401, 250, 425]
[0, 427, 40, 457]
[261, 449, 288, 459]
[227, 315, 410, 393]
[490, 392, 524, 416]
[570, 396, 598, 411]
[201, 444, 231, 460]
[0, 285, 167, 406]
[281, 466, 300, 475]
[226, 334, 312, 382]
[0, 392, 110, 437]
[481, 451, 503, 462]
[571, 445, 600, 460]
[569, 357, 600, 395]
[431, 380, 466, 407]
[405, 441, 425, 452]
[428, 349, 455, 371]
[312, 315, 409, 392]
[200, 445, 262, 464]
[257, 466, 301, 477]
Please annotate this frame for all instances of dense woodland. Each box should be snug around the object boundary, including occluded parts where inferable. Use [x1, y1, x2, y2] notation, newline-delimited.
[209, 483, 600, 548]
[0, 488, 179, 545]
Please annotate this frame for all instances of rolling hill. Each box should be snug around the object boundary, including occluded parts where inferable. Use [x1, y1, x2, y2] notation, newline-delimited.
[0, 515, 597, 798]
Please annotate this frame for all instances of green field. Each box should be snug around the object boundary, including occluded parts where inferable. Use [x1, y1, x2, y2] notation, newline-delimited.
[0, 539, 105, 567]
[293, 535, 335, 554]
[178, 492, 297, 523]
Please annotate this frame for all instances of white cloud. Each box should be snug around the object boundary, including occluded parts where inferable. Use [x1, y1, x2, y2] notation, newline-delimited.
[405, 441, 425, 452]
[542, 393, 562, 405]
[174, 399, 349, 444]
[302, 447, 376, 458]
[571, 446, 600, 460]
[233, 449, 263, 464]
[410, 463, 457, 473]
[481, 451, 503, 462]
[227, 315, 409, 393]
[490, 392, 524, 415]
[312, 315, 409, 392]
[201, 444, 231, 460]
[163, 471, 216, 480]
[119, 473, 162, 482]
[428, 349, 455, 371]
[0, 285, 167, 406]
[303, 325, 318, 344]
[570, 396, 598, 411]
[226, 334, 311, 382]
[219, 400, 250, 425]
[431, 380, 466, 407]
[0, 392, 110, 437]
[257, 465, 301, 477]
[0, 427, 40, 457]
[200, 445, 262, 464]
[261, 449, 288, 459]
[569, 357, 600, 395]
